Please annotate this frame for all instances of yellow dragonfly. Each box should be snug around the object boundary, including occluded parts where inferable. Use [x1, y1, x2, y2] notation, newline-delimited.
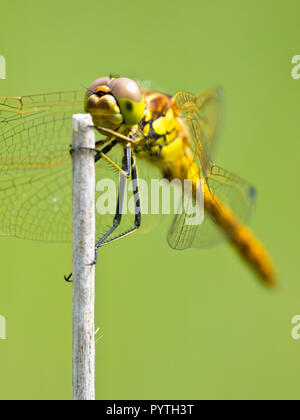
[0, 77, 276, 286]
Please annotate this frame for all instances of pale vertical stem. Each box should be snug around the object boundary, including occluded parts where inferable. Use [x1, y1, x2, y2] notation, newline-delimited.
[72, 114, 96, 401]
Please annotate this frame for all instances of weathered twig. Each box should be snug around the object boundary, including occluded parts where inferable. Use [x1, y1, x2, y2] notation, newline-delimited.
[72, 114, 96, 400]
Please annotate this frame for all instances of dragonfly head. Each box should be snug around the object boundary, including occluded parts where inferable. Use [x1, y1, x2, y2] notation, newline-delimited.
[84, 77, 145, 130]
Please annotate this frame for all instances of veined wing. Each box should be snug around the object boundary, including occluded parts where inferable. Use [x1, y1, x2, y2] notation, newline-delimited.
[167, 164, 257, 250]
[168, 88, 255, 249]
[0, 91, 84, 242]
[0, 90, 84, 117]
[172, 88, 222, 176]
[0, 91, 85, 175]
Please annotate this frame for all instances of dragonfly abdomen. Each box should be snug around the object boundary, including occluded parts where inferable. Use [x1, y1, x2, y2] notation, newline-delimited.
[167, 146, 277, 286]
[204, 191, 277, 286]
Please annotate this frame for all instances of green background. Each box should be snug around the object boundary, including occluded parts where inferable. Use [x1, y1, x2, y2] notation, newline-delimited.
[0, 0, 299, 400]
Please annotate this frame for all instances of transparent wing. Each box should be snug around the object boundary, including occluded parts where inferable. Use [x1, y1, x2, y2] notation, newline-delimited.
[0, 91, 84, 242]
[172, 88, 222, 176]
[167, 164, 257, 249]
[168, 88, 255, 249]
[0, 90, 85, 119]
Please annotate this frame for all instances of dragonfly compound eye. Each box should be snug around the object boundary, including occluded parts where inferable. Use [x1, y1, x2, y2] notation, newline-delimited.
[108, 77, 145, 126]
[84, 77, 123, 130]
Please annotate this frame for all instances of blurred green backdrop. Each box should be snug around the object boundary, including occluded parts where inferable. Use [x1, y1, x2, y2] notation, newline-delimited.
[0, 0, 299, 400]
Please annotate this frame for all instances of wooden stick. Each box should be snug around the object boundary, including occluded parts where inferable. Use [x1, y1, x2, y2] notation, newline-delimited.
[72, 114, 96, 401]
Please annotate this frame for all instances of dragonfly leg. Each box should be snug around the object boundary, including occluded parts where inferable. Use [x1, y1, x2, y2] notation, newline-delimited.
[95, 138, 117, 153]
[97, 143, 132, 178]
[94, 161, 141, 255]
[93, 147, 131, 252]
[70, 140, 131, 177]
[70, 139, 116, 162]
[64, 273, 73, 282]
[93, 125, 136, 144]
[64, 144, 131, 282]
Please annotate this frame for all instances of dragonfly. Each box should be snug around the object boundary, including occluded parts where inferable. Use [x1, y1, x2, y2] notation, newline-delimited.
[0, 76, 276, 286]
